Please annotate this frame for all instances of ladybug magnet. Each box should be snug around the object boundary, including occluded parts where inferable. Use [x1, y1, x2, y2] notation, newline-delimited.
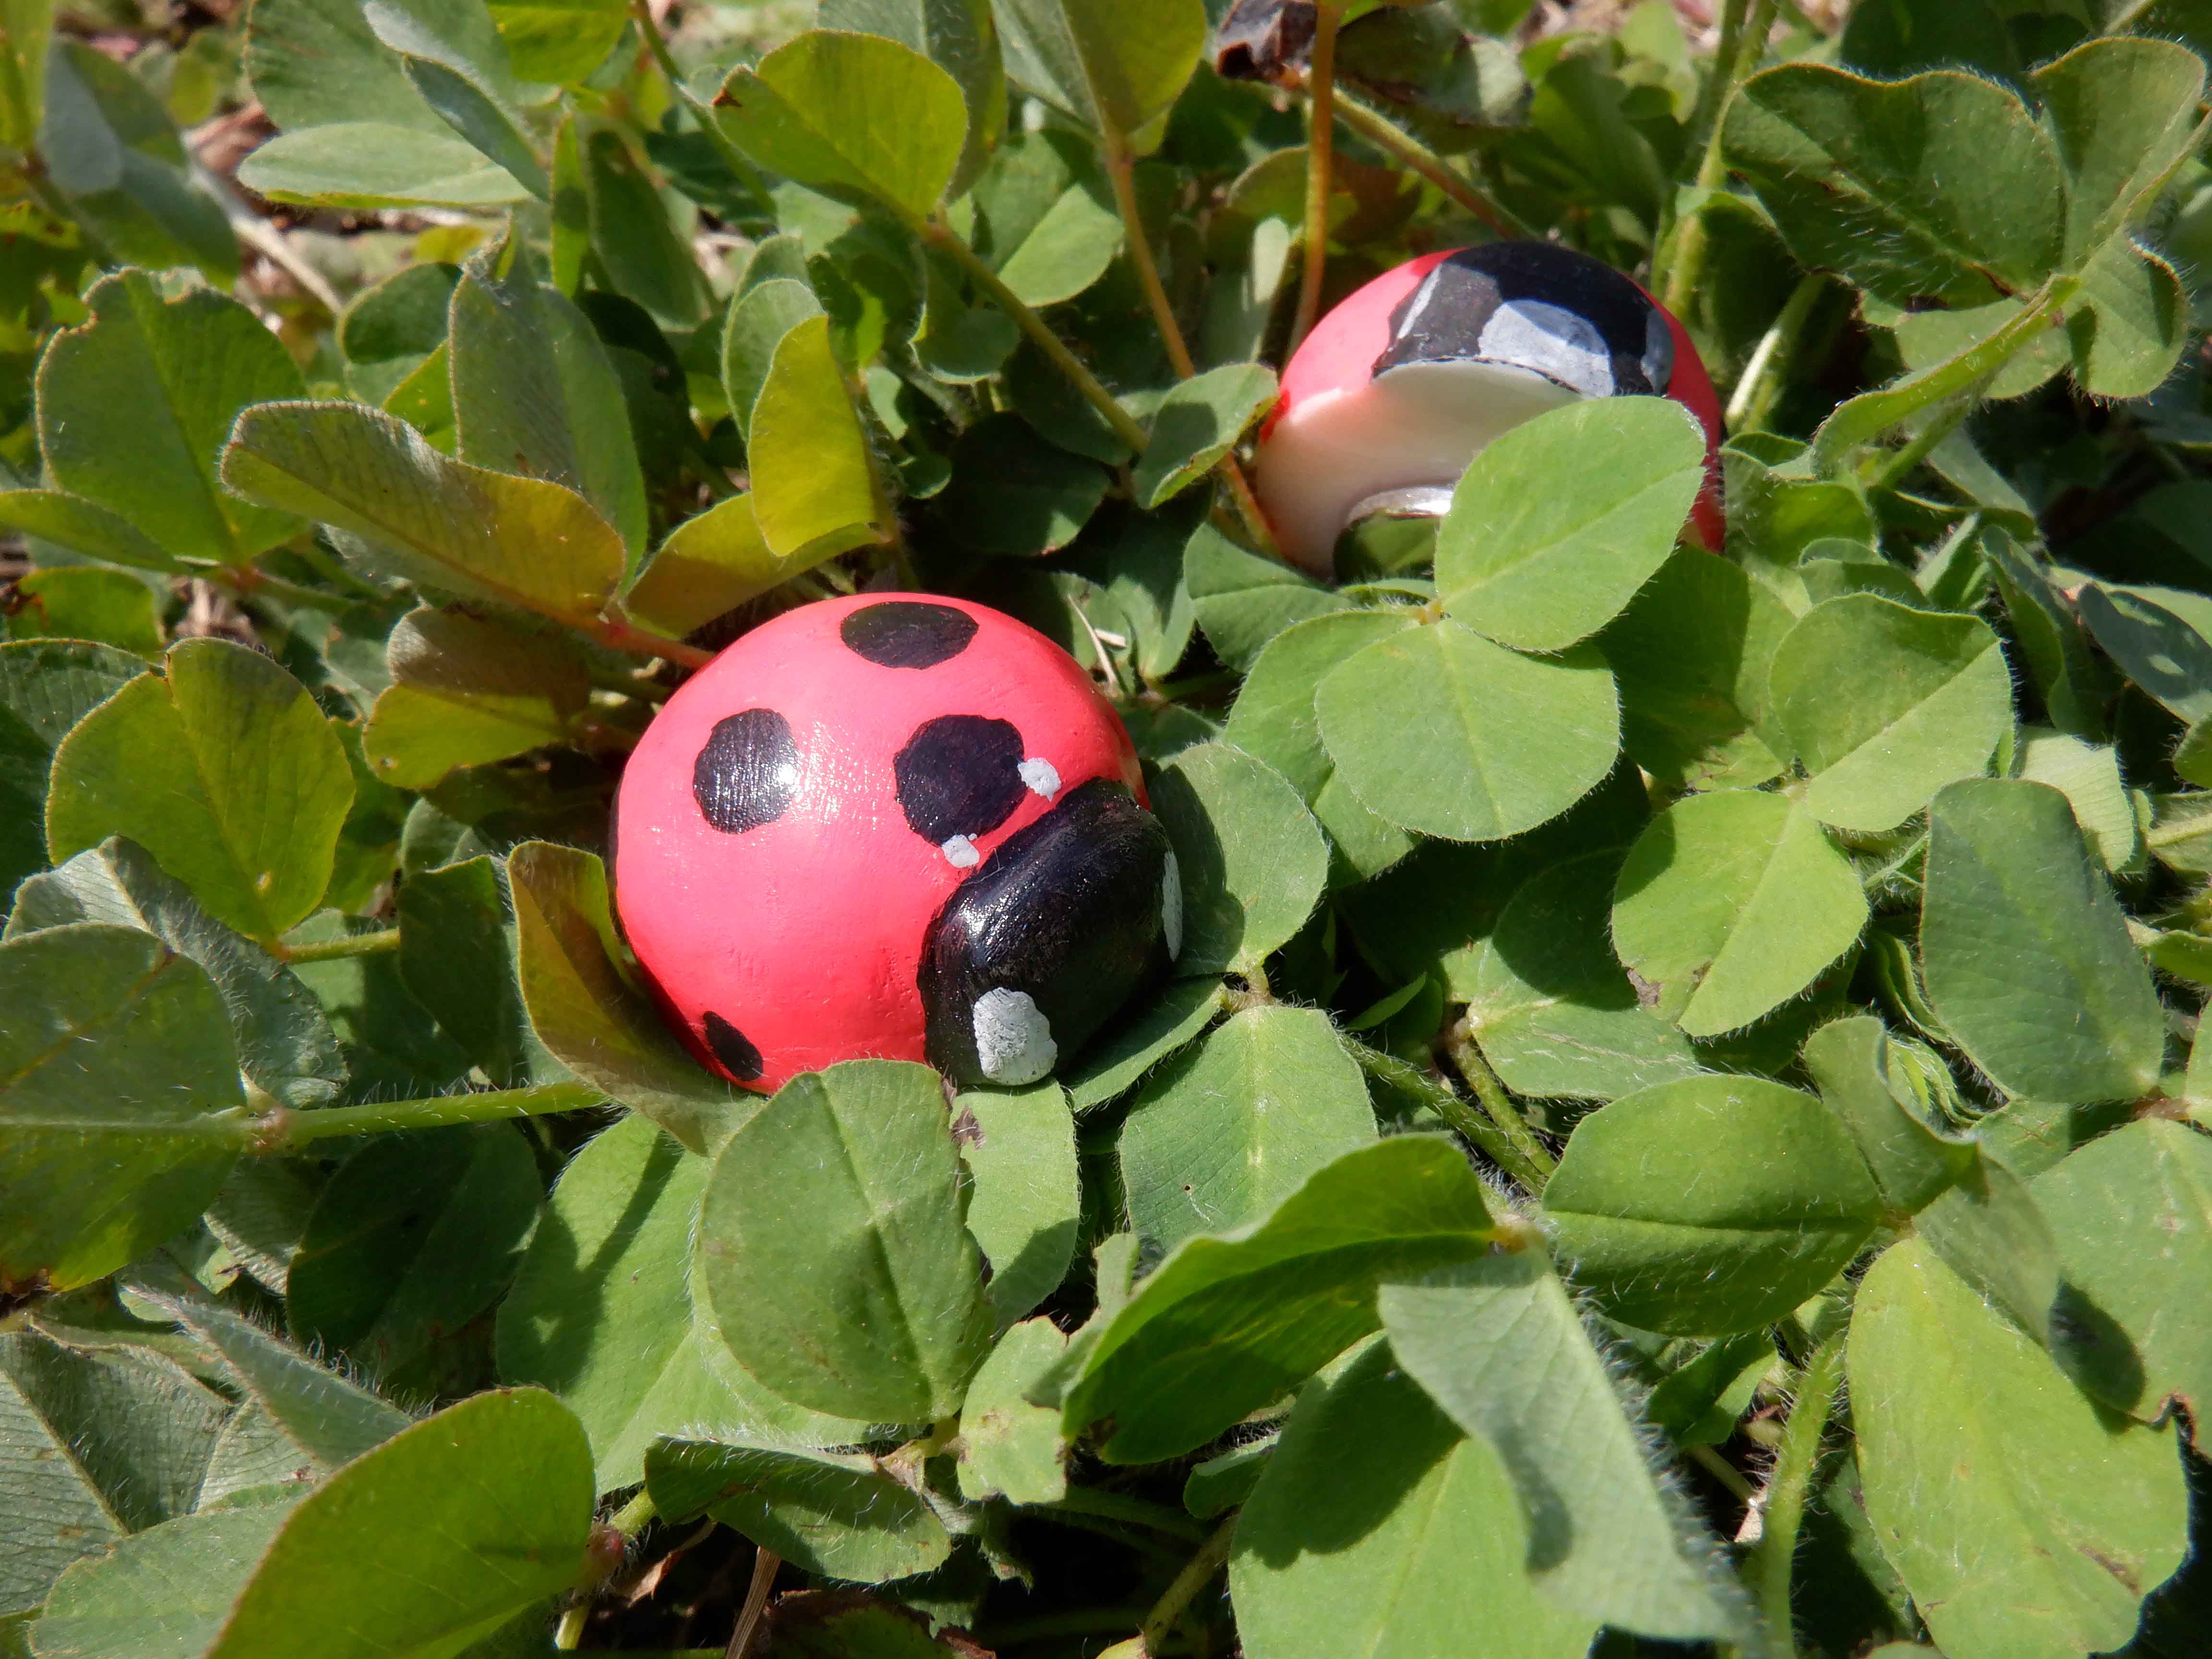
[613, 595, 1178, 1094]
[1253, 241, 1725, 574]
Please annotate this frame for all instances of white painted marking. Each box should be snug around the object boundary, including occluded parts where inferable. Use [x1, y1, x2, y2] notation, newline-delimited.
[1161, 851, 1183, 960]
[1019, 757, 1061, 800]
[974, 987, 1058, 1084]
[942, 835, 980, 868]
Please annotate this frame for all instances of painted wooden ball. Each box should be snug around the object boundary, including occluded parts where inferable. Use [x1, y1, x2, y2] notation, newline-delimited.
[1253, 241, 1726, 574]
[612, 594, 1179, 1094]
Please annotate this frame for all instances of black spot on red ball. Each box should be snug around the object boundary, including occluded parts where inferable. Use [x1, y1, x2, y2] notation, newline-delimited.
[839, 601, 979, 669]
[701, 1011, 764, 1082]
[1375, 242, 1672, 399]
[894, 714, 1028, 844]
[919, 781, 1172, 1089]
[693, 708, 800, 835]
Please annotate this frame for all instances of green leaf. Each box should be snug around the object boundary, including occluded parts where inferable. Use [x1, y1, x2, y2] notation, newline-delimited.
[1462, 852, 1703, 1103]
[1147, 741, 1327, 977]
[1379, 1248, 1746, 1642]
[363, 609, 589, 790]
[623, 493, 819, 638]
[1132, 364, 1277, 509]
[2016, 727, 2138, 872]
[159, 1297, 409, 1476]
[720, 277, 823, 440]
[1229, 1338, 1601, 1659]
[2069, 235, 2189, 400]
[1600, 546, 1792, 792]
[646, 1439, 951, 1581]
[1436, 399, 1707, 652]
[245, 0, 449, 133]
[1063, 974, 1221, 1111]
[956, 1081, 1079, 1329]
[749, 313, 890, 562]
[0, 639, 140, 904]
[1610, 789, 1868, 1038]
[1118, 1005, 1376, 1252]
[713, 30, 966, 219]
[4, 837, 346, 1109]
[696, 1059, 994, 1424]
[971, 129, 1121, 307]
[1645, 1330, 1776, 1450]
[1186, 523, 1351, 674]
[46, 640, 353, 946]
[288, 1125, 542, 1379]
[1768, 595, 2013, 833]
[221, 400, 627, 621]
[955, 1316, 1069, 1505]
[506, 842, 746, 1155]
[1848, 1238, 2189, 1659]
[0, 492, 179, 575]
[1, 569, 161, 659]
[484, 0, 626, 84]
[1063, 1136, 1496, 1463]
[29, 1504, 291, 1659]
[817, 0, 1005, 195]
[932, 412, 1110, 556]
[1920, 778, 2164, 1103]
[2076, 581, 2212, 728]
[395, 854, 542, 1086]
[36, 271, 305, 568]
[1316, 620, 1620, 842]
[995, 0, 1205, 154]
[0, 1332, 228, 1614]
[202, 1387, 595, 1659]
[582, 130, 707, 329]
[0, 0, 51, 152]
[1800, 1016, 1972, 1217]
[1985, 534, 2106, 740]
[1720, 63, 2064, 309]
[2034, 1120, 2212, 1422]
[2032, 36, 2207, 266]
[239, 122, 532, 209]
[449, 264, 649, 562]
[1542, 1074, 1881, 1334]
[498, 1114, 866, 1490]
[0, 924, 242, 1291]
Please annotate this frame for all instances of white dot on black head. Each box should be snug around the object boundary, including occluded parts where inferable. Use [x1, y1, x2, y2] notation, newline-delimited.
[693, 708, 799, 834]
[840, 601, 979, 669]
[894, 714, 1029, 844]
[972, 987, 1058, 1085]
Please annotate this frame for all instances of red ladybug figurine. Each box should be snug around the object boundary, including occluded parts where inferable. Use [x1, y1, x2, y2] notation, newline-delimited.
[1254, 242, 1725, 573]
[613, 595, 1179, 1094]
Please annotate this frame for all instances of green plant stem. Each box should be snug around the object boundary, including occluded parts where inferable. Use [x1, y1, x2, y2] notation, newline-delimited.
[922, 220, 1151, 456]
[260, 1082, 608, 1151]
[631, 0, 768, 202]
[2106, 0, 2159, 32]
[1809, 273, 2080, 478]
[1099, 133, 1280, 558]
[1445, 1035, 1557, 1188]
[610, 1489, 659, 1534]
[1745, 1331, 1847, 1659]
[1659, 0, 1777, 319]
[588, 609, 716, 670]
[1042, 1488, 1212, 1544]
[1344, 1036, 1541, 1189]
[1141, 1515, 1237, 1656]
[283, 534, 388, 601]
[1323, 85, 1527, 238]
[1290, 1, 1342, 354]
[553, 1606, 589, 1649]
[1725, 272, 1826, 434]
[1687, 1442, 1758, 1504]
[198, 564, 350, 614]
[279, 928, 400, 964]
[1866, 392, 1981, 494]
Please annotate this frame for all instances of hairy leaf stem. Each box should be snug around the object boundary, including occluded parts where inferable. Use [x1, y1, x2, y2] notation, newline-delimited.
[1725, 272, 1825, 434]
[1445, 1035, 1557, 1189]
[252, 1082, 609, 1152]
[1344, 1036, 1546, 1192]
[1141, 1514, 1238, 1656]
[630, 0, 770, 203]
[1317, 84, 1527, 238]
[278, 927, 400, 964]
[1290, 1, 1343, 354]
[1744, 1331, 1847, 1659]
[1659, 0, 1778, 319]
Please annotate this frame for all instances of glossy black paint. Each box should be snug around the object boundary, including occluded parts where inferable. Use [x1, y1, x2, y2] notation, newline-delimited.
[919, 781, 1172, 1089]
[839, 601, 979, 669]
[894, 714, 1029, 844]
[702, 1010, 765, 1081]
[692, 708, 799, 835]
